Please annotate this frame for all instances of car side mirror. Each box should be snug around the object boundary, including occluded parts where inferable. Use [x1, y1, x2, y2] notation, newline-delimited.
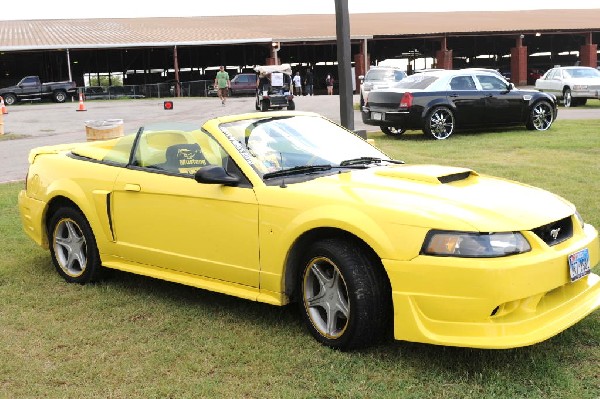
[358, 75, 364, 81]
[194, 165, 240, 186]
[507, 82, 515, 91]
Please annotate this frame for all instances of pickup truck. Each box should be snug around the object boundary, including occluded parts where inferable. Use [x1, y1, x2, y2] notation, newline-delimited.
[0, 76, 77, 105]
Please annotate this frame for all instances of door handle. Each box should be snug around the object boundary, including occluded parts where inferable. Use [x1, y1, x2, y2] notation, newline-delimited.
[124, 183, 141, 192]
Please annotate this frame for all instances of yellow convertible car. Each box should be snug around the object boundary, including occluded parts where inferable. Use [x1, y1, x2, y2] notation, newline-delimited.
[19, 111, 599, 350]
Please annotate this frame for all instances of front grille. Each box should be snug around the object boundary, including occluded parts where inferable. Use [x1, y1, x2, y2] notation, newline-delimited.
[532, 216, 573, 246]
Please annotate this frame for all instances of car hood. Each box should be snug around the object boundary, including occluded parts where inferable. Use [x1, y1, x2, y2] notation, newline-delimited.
[296, 164, 574, 232]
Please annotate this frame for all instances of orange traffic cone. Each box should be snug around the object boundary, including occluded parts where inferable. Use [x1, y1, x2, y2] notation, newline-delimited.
[76, 93, 87, 112]
[0, 96, 8, 115]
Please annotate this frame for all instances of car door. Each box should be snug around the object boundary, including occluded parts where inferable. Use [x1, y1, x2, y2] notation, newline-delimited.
[476, 74, 525, 125]
[17, 76, 43, 101]
[447, 75, 485, 127]
[110, 132, 260, 287]
[535, 68, 562, 96]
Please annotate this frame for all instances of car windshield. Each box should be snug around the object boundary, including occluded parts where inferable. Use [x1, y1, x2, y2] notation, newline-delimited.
[394, 74, 439, 90]
[218, 115, 390, 177]
[564, 68, 600, 78]
[365, 69, 405, 82]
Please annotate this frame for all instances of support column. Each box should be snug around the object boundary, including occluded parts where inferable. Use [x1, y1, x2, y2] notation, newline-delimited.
[354, 53, 365, 92]
[579, 32, 597, 68]
[436, 36, 453, 70]
[173, 45, 180, 97]
[510, 35, 527, 86]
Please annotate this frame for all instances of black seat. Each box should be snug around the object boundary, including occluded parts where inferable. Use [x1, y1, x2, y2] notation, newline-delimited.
[164, 143, 208, 175]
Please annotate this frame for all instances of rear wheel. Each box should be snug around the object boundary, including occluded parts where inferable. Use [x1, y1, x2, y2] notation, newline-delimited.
[423, 106, 455, 139]
[298, 238, 390, 350]
[526, 100, 554, 131]
[52, 90, 67, 103]
[48, 207, 102, 284]
[287, 100, 296, 110]
[563, 88, 572, 107]
[381, 126, 406, 136]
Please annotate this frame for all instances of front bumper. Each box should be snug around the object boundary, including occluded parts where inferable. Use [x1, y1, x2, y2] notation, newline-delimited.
[383, 223, 600, 348]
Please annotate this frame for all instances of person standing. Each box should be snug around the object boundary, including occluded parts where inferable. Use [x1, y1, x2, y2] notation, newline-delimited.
[326, 74, 334, 95]
[292, 72, 302, 96]
[215, 66, 230, 105]
[304, 68, 314, 96]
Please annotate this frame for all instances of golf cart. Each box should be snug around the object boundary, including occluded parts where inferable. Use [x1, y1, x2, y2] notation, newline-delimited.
[254, 64, 295, 111]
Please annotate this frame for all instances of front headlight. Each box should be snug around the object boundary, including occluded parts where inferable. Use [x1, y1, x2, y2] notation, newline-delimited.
[422, 230, 531, 257]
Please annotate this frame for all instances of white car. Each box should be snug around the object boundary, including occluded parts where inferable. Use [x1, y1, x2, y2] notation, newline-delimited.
[534, 66, 600, 107]
[359, 66, 407, 106]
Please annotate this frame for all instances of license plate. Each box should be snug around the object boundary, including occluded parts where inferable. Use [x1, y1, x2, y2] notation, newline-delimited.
[568, 248, 591, 282]
[371, 112, 383, 121]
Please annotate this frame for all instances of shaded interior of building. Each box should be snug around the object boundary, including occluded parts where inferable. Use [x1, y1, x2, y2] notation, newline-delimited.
[0, 31, 597, 94]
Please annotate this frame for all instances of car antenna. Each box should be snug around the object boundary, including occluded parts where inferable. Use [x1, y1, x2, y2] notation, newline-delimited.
[279, 152, 287, 188]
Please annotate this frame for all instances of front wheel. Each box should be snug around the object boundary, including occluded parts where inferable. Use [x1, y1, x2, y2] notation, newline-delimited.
[3, 93, 17, 106]
[298, 238, 390, 350]
[563, 88, 572, 107]
[260, 99, 269, 112]
[48, 207, 102, 284]
[423, 106, 455, 139]
[526, 100, 554, 131]
[381, 126, 406, 136]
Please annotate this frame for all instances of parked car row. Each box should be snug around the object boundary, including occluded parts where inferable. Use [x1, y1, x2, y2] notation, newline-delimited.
[361, 68, 557, 139]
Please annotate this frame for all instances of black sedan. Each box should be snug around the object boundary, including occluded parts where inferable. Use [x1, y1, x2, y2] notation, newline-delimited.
[361, 69, 558, 139]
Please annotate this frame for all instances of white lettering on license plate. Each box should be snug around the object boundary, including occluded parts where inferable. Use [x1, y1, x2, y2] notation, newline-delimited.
[568, 248, 591, 282]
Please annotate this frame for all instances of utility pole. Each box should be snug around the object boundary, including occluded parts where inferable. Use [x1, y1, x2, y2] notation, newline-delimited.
[335, 0, 354, 130]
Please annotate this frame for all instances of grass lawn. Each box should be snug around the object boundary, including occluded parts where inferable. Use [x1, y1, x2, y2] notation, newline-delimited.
[1, 119, 599, 398]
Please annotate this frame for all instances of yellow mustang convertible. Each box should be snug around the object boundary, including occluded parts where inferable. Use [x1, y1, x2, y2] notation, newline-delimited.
[19, 111, 599, 350]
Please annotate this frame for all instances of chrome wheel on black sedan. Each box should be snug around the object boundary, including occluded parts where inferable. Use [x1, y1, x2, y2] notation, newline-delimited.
[381, 126, 407, 136]
[526, 100, 554, 131]
[423, 106, 455, 140]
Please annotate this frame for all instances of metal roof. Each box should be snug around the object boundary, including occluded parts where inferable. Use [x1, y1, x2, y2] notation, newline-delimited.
[1, 9, 599, 51]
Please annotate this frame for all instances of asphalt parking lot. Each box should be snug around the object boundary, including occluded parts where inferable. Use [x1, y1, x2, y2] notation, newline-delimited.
[1, 94, 598, 183]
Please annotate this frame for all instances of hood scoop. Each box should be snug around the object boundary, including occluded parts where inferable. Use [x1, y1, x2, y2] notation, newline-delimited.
[374, 164, 477, 184]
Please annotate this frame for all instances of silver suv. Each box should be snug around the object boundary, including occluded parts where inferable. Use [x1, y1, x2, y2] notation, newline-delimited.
[359, 66, 407, 106]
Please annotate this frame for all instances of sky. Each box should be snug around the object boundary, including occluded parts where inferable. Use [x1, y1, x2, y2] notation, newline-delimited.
[1, 0, 597, 20]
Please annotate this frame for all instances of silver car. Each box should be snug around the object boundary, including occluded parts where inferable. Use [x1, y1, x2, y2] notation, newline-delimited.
[359, 66, 407, 106]
[535, 66, 600, 107]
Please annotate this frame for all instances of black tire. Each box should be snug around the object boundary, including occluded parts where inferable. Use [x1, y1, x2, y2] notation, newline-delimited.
[526, 100, 554, 131]
[381, 126, 406, 136]
[423, 106, 455, 139]
[563, 88, 572, 108]
[260, 99, 269, 112]
[52, 90, 67, 103]
[287, 100, 296, 110]
[48, 207, 102, 284]
[360, 94, 365, 107]
[3, 93, 17, 106]
[298, 238, 390, 350]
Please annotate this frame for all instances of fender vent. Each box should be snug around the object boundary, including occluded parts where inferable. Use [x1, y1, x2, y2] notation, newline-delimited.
[438, 171, 472, 184]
